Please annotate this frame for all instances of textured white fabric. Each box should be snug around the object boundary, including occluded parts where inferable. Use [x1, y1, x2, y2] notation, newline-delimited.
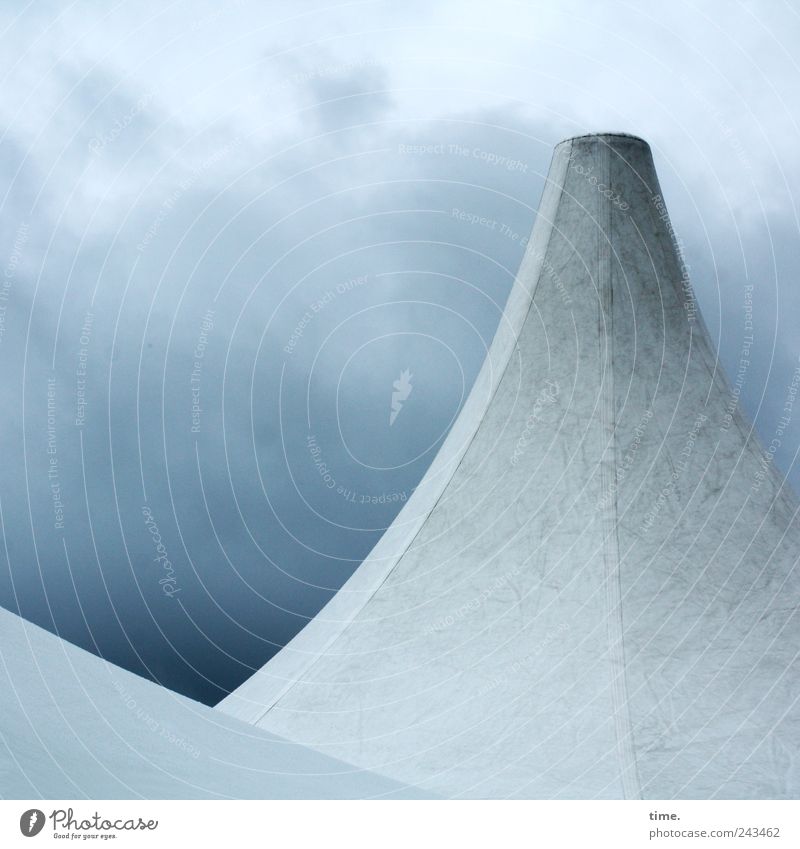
[220, 134, 800, 800]
[0, 606, 426, 798]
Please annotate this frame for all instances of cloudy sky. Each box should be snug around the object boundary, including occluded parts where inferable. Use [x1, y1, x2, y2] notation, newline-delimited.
[1, 0, 798, 704]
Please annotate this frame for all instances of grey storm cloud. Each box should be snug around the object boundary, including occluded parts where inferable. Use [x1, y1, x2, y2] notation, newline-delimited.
[0, 0, 797, 704]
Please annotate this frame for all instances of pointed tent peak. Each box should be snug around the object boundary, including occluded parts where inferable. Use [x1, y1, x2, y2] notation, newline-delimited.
[218, 132, 800, 800]
[549, 131, 663, 226]
[554, 133, 652, 160]
[556, 131, 650, 149]
[549, 132, 660, 202]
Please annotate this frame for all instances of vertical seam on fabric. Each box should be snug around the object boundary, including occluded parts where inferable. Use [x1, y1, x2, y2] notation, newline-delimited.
[598, 141, 642, 800]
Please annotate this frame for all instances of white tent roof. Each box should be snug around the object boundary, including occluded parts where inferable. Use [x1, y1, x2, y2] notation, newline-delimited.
[0, 605, 426, 798]
[219, 134, 800, 799]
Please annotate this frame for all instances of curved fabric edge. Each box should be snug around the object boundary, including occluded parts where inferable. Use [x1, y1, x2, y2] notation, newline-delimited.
[216, 141, 573, 723]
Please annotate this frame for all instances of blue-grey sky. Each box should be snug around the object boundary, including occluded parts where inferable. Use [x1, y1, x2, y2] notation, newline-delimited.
[1, 0, 798, 704]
